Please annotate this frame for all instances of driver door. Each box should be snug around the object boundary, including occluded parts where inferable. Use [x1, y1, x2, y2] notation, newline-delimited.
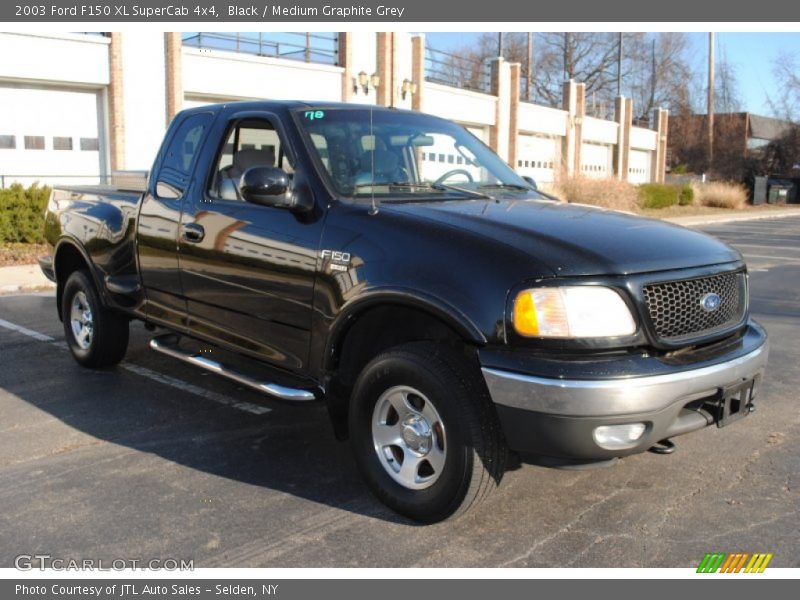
[178, 113, 324, 373]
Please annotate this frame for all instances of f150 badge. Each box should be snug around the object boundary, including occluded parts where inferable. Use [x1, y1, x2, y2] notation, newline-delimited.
[320, 249, 351, 272]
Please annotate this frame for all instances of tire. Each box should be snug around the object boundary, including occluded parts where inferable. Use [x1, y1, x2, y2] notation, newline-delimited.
[349, 341, 507, 523]
[62, 269, 129, 368]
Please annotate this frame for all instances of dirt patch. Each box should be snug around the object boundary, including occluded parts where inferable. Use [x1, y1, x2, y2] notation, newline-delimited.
[0, 243, 50, 267]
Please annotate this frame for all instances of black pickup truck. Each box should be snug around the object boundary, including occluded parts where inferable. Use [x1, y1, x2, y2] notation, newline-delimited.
[40, 101, 768, 522]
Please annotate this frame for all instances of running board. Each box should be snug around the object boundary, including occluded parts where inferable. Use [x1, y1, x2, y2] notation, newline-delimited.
[149, 335, 317, 402]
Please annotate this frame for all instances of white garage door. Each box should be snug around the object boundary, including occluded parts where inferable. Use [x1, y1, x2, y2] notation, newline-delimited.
[517, 133, 560, 185]
[628, 149, 652, 184]
[0, 83, 105, 188]
[580, 142, 613, 179]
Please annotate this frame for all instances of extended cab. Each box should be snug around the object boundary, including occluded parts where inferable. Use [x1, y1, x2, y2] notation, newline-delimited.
[40, 101, 769, 522]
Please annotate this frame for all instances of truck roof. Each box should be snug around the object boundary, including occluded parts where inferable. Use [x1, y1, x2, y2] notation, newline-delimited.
[178, 100, 411, 118]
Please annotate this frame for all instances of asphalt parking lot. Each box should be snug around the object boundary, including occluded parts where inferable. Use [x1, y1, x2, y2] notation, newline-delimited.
[1, 216, 799, 568]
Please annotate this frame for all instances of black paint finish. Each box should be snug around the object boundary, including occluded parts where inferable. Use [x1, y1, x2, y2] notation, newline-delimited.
[43, 101, 749, 391]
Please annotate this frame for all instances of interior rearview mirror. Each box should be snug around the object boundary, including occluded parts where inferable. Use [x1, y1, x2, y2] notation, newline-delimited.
[240, 167, 292, 208]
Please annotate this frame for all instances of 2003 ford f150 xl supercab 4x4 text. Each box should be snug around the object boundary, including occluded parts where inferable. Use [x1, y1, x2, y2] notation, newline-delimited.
[40, 102, 769, 522]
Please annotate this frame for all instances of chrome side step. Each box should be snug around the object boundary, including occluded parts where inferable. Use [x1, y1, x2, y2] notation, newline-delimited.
[149, 335, 317, 402]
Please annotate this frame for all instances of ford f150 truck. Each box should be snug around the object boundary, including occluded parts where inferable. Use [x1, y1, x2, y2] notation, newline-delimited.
[40, 101, 769, 522]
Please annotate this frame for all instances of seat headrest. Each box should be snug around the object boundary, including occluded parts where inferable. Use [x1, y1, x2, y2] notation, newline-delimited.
[360, 149, 399, 176]
[233, 148, 276, 171]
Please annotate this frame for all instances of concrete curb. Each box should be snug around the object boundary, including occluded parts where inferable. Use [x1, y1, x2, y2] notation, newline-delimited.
[0, 263, 55, 295]
[665, 208, 800, 227]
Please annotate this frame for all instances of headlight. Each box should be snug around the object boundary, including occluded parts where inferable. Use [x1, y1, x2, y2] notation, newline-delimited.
[513, 286, 636, 338]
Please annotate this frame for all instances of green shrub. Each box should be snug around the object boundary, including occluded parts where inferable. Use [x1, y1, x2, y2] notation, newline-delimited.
[678, 185, 694, 206]
[638, 183, 680, 209]
[0, 183, 51, 244]
[671, 164, 689, 175]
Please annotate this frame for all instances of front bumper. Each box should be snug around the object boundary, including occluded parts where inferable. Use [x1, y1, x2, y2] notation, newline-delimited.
[481, 321, 769, 460]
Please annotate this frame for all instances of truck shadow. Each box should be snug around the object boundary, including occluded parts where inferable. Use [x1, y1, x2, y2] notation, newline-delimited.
[2, 315, 509, 534]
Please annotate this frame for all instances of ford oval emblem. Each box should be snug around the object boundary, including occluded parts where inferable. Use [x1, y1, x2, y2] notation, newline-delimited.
[701, 293, 722, 312]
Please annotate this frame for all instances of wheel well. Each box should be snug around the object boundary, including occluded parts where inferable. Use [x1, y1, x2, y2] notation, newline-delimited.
[54, 243, 91, 321]
[325, 304, 479, 439]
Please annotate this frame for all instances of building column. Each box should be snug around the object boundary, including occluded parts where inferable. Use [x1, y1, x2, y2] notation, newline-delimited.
[338, 32, 354, 102]
[107, 32, 125, 172]
[490, 57, 510, 161]
[653, 108, 669, 183]
[164, 32, 183, 123]
[574, 82, 585, 175]
[614, 95, 633, 181]
[376, 32, 393, 107]
[508, 63, 521, 168]
[410, 34, 425, 112]
[562, 79, 586, 176]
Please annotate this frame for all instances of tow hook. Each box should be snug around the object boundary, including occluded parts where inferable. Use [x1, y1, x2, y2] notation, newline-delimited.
[649, 438, 676, 455]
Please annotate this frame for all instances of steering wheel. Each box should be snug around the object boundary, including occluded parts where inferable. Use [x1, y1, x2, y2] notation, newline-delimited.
[434, 169, 474, 186]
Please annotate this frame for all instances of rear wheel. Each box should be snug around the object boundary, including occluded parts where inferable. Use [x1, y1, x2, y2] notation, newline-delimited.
[62, 270, 129, 368]
[349, 342, 506, 523]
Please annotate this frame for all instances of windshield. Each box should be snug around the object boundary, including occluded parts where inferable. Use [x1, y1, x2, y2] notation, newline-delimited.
[294, 107, 534, 200]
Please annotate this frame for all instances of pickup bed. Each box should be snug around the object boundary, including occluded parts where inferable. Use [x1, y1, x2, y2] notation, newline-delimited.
[40, 101, 769, 522]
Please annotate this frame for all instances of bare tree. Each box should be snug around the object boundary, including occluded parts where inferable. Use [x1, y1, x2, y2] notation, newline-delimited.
[437, 32, 698, 121]
[625, 33, 696, 124]
[770, 51, 800, 120]
[714, 49, 742, 113]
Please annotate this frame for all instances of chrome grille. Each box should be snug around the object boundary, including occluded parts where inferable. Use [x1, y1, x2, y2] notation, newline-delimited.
[643, 271, 746, 342]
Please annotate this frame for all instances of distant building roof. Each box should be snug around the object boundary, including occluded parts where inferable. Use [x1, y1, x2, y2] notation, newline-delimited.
[748, 114, 795, 141]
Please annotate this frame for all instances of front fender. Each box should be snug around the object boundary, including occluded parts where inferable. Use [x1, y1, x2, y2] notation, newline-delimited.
[322, 287, 487, 371]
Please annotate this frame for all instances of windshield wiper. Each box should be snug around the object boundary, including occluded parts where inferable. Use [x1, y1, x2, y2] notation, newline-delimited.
[430, 182, 495, 200]
[478, 183, 532, 191]
[353, 182, 439, 190]
[352, 181, 494, 201]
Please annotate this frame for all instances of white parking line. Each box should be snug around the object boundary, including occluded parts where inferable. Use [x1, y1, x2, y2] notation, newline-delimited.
[0, 318, 271, 416]
[0, 317, 56, 342]
[120, 363, 271, 415]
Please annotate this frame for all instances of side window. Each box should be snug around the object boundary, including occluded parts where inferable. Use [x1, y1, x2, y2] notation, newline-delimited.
[209, 118, 293, 201]
[155, 112, 213, 198]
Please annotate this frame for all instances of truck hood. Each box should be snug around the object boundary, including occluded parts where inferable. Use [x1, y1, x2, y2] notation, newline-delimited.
[388, 198, 742, 276]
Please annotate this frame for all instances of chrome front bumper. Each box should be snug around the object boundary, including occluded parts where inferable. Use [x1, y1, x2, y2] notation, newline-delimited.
[481, 321, 769, 459]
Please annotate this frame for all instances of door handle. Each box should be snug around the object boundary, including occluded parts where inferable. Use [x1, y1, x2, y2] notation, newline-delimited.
[181, 223, 205, 243]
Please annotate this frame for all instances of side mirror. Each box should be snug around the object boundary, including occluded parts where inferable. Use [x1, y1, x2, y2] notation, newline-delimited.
[240, 167, 291, 208]
[521, 175, 538, 190]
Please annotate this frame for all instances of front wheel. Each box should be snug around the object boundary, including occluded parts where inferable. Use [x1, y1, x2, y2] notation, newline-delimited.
[62, 270, 129, 368]
[349, 342, 507, 523]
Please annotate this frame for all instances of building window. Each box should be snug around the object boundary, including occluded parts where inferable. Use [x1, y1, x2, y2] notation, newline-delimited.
[24, 136, 45, 150]
[53, 136, 73, 151]
[0, 135, 15, 149]
[80, 137, 99, 151]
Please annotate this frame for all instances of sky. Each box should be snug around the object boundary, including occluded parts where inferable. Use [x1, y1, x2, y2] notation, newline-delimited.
[424, 32, 800, 116]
